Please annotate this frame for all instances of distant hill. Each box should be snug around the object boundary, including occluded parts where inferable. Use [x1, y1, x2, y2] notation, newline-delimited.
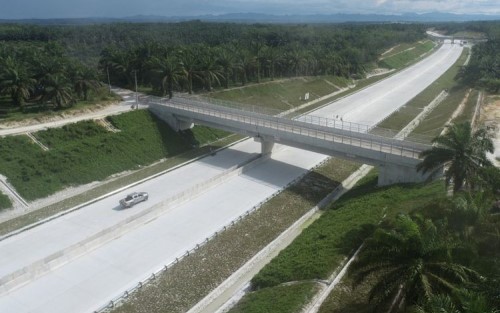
[1, 12, 499, 25]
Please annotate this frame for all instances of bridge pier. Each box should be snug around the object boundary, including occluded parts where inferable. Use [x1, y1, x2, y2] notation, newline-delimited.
[254, 136, 275, 156]
[377, 163, 438, 186]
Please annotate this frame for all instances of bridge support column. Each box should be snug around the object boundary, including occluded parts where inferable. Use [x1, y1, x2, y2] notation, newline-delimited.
[377, 163, 437, 186]
[254, 136, 275, 156]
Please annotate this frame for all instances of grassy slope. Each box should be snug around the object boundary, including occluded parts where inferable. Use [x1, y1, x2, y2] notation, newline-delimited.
[209, 76, 350, 112]
[229, 282, 319, 313]
[0, 110, 229, 201]
[251, 172, 446, 290]
[378, 40, 435, 69]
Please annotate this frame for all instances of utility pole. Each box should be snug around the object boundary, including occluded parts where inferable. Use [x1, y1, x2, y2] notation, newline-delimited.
[106, 66, 111, 94]
[134, 70, 138, 109]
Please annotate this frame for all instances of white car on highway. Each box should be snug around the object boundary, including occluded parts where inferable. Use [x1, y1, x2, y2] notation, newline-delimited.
[119, 192, 149, 208]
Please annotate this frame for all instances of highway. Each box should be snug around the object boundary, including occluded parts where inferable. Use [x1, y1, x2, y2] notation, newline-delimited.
[0, 42, 463, 313]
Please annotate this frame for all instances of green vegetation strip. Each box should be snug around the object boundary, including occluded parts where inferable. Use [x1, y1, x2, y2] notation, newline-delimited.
[236, 174, 446, 313]
[209, 76, 350, 112]
[0, 193, 11, 211]
[110, 158, 360, 313]
[447, 89, 479, 125]
[229, 282, 319, 313]
[251, 173, 445, 289]
[378, 40, 435, 70]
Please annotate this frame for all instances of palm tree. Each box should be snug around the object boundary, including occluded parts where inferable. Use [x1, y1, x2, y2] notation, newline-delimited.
[412, 291, 499, 313]
[416, 122, 494, 193]
[349, 214, 481, 313]
[235, 49, 256, 86]
[179, 48, 202, 94]
[456, 290, 500, 313]
[147, 55, 183, 98]
[198, 50, 222, 92]
[72, 67, 102, 101]
[262, 46, 282, 81]
[99, 47, 135, 87]
[411, 294, 460, 313]
[43, 74, 75, 109]
[216, 46, 236, 89]
[0, 57, 35, 108]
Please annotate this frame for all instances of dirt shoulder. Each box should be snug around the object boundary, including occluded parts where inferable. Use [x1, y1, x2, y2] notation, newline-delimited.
[0, 88, 137, 136]
[481, 95, 500, 167]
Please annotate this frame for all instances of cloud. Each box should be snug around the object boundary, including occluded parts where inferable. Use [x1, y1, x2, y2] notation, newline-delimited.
[0, 0, 499, 19]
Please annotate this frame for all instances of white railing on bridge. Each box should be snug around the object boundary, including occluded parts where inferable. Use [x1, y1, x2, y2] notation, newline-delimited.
[147, 96, 431, 161]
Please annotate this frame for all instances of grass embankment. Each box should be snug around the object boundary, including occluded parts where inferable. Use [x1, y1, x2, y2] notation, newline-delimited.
[0, 110, 232, 230]
[230, 282, 319, 313]
[209, 76, 350, 112]
[0, 132, 239, 236]
[377, 48, 470, 137]
[378, 40, 435, 70]
[229, 173, 446, 313]
[0, 110, 199, 200]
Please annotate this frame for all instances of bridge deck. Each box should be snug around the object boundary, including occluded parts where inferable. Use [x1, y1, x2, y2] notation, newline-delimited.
[148, 96, 431, 166]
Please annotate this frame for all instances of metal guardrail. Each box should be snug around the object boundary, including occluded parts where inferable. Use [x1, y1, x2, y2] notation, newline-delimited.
[93, 157, 332, 313]
[148, 96, 430, 160]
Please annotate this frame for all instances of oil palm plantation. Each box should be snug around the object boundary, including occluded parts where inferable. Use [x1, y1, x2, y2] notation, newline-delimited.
[0, 57, 36, 108]
[179, 48, 202, 94]
[72, 67, 102, 101]
[216, 46, 237, 89]
[43, 74, 75, 109]
[416, 122, 494, 193]
[349, 214, 481, 313]
[148, 55, 183, 98]
[198, 50, 223, 92]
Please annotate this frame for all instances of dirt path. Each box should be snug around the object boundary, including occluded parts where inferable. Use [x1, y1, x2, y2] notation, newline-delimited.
[481, 96, 500, 167]
[0, 88, 142, 137]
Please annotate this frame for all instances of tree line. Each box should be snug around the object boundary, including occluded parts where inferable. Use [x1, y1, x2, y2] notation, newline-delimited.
[0, 22, 426, 105]
[96, 22, 426, 96]
[0, 41, 102, 111]
[437, 21, 500, 93]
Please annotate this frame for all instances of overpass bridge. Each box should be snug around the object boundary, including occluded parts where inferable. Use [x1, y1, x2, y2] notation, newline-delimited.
[148, 96, 433, 186]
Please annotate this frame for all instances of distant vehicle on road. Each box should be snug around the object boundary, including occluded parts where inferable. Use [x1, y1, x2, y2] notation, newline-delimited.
[120, 192, 149, 208]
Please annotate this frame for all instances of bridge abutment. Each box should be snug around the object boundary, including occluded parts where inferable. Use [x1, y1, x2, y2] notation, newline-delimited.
[149, 103, 194, 131]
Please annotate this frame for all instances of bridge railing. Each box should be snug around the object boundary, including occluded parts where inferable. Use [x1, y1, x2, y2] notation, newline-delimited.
[149, 96, 429, 160]
[174, 95, 434, 144]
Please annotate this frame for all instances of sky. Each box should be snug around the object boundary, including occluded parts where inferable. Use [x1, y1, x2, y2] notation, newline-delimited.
[0, 0, 499, 19]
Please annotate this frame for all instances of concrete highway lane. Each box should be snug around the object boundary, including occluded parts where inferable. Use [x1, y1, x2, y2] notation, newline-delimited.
[0, 42, 462, 313]
[312, 42, 463, 126]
